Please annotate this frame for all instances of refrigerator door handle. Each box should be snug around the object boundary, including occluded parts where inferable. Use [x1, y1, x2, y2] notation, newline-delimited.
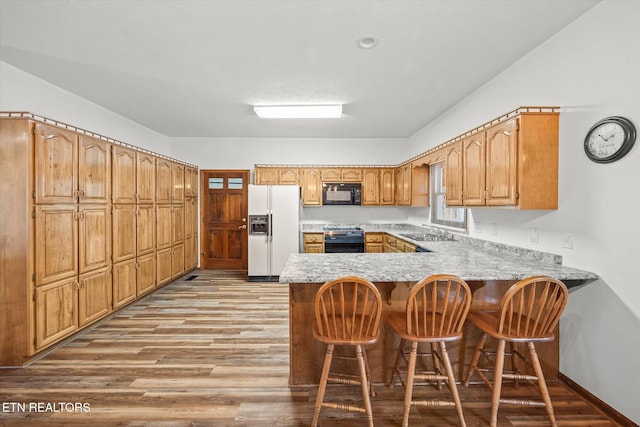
[268, 212, 273, 240]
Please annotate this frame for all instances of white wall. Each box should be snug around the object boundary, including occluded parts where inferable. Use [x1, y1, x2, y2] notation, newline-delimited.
[0, 61, 171, 155]
[408, 1, 640, 422]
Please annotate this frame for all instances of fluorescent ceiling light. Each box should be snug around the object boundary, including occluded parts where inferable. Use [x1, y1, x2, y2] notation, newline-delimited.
[253, 104, 342, 119]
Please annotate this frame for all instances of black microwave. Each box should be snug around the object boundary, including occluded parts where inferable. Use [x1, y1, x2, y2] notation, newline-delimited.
[322, 183, 361, 205]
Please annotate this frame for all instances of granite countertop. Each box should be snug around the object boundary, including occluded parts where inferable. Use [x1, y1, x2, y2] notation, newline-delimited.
[284, 224, 598, 285]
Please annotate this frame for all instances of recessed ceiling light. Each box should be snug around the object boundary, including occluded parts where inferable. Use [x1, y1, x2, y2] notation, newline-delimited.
[253, 105, 343, 119]
[357, 35, 379, 49]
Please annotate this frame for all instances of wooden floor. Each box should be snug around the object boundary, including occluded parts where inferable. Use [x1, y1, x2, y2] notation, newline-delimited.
[0, 270, 620, 426]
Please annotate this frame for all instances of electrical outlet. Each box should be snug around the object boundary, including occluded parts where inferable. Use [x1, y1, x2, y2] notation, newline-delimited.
[562, 232, 573, 249]
[530, 227, 539, 243]
[490, 223, 498, 236]
[475, 222, 482, 234]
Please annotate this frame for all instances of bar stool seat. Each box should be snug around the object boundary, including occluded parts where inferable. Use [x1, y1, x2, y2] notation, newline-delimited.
[387, 274, 472, 427]
[311, 276, 383, 427]
[463, 276, 569, 427]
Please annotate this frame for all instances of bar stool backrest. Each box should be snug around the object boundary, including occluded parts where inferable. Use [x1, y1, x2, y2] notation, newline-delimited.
[497, 276, 568, 339]
[314, 276, 382, 344]
[406, 274, 472, 340]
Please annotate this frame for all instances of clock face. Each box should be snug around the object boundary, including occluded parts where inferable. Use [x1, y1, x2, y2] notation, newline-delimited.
[584, 116, 636, 163]
[586, 122, 625, 159]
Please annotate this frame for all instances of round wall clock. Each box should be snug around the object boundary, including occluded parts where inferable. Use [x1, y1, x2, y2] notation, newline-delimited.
[584, 116, 636, 163]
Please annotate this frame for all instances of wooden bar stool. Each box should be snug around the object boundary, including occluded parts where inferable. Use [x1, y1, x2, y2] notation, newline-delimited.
[463, 276, 569, 427]
[387, 274, 472, 427]
[311, 276, 383, 427]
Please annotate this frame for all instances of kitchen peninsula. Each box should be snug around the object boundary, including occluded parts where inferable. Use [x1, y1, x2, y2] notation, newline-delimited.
[279, 228, 598, 387]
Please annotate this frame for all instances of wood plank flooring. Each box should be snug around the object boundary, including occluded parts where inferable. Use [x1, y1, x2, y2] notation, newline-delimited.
[0, 270, 621, 426]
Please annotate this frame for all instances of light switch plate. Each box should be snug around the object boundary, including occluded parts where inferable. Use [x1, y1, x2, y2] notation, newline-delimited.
[562, 232, 573, 249]
[530, 227, 539, 243]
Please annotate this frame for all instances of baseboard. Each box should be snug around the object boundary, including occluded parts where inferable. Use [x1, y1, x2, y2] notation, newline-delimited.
[559, 373, 638, 427]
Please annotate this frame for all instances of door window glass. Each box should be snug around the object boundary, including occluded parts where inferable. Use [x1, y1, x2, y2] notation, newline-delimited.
[228, 177, 243, 189]
[208, 178, 224, 189]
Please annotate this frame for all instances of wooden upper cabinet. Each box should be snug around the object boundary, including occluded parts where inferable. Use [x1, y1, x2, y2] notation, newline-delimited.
[411, 165, 429, 207]
[445, 142, 463, 206]
[462, 133, 486, 206]
[254, 167, 278, 185]
[395, 165, 412, 205]
[362, 168, 380, 205]
[486, 119, 518, 206]
[78, 204, 110, 274]
[380, 168, 395, 205]
[78, 135, 111, 204]
[341, 168, 362, 182]
[34, 123, 78, 204]
[136, 152, 156, 204]
[184, 166, 198, 198]
[35, 205, 78, 286]
[301, 168, 322, 206]
[171, 163, 185, 204]
[156, 158, 172, 204]
[172, 204, 185, 245]
[112, 145, 137, 204]
[278, 167, 299, 185]
[320, 168, 341, 182]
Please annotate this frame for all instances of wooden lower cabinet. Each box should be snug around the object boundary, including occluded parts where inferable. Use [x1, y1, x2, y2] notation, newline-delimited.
[137, 253, 156, 295]
[113, 259, 137, 309]
[172, 244, 185, 278]
[35, 278, 79, 351]
[112, 204, 136, 264]
[303, 233, 324, 253]
[157, 248, 173, 285]
[365, 232, 385, 253]
[78, 267, 112, 327]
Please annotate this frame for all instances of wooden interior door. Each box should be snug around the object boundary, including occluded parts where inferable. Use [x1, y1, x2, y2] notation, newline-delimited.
[200, 170, 249, 270]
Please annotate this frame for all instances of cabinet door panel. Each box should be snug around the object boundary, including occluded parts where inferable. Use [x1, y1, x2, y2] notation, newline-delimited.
[79, 205, 111, 273]
[78, 135, 111, 204]
[36, 205, 78, 286]
[278, 168, 299, 185]
[172, 205, 185, 245]
[136, 152, 156, 203]
[156, 159, 172, 203]
[156, 205, 172, 249]
[34, 123, 78, 204]
[463, 134, 486, 206]
[171, 163, 185, 203]
[137, 253, 156, 295]
[254, 167, 278, 185]
[486, 119, 518, 206]
[78, 268, 112, 327]
[380, 169, 395, 205]
[172, 244, 185, 278]
[362, 169, 380, 205]
[112, 204, 136, 263]
[137, 205, 156, 255]
[157, 248, 172, 285]
[301, 169, 321, 205]
[113, 259, 137, 309]
[35, 278, 78, 350]
[445, 142, 463, 206]
[112, 146, 136, 204]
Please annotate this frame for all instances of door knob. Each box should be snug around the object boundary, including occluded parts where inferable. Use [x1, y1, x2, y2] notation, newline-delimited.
[238, 224, 247, 229]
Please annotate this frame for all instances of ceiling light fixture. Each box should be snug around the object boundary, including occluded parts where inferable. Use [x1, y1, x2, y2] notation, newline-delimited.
[253, 104, 343, 119]
[357, 35, 379, 49]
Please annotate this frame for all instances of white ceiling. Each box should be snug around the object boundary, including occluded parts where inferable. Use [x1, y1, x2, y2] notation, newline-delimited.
[0, 0, 598, 138]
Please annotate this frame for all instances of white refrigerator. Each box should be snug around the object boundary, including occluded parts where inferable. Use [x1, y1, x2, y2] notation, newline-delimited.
[248, 184, 300, 280]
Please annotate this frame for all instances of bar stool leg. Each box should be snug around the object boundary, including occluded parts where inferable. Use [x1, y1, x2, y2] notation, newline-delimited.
[490, 340, 506, 427]
[312, 344, 334, 427]
[431, 342, 443, 391]
[356, 344, 375, 427]
[402, 341, 419, 427]
[463, 332, 487, 386]
[527, 342, 558, 427]
[389, 338, 406, 388]
[439, 342, 467, 427]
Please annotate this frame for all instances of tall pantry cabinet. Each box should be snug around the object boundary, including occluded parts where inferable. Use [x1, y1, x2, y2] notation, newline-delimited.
[0, 115, 198, 366]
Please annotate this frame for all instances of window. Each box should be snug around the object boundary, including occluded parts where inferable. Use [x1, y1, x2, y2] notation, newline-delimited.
[430, 162, 467, 229]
